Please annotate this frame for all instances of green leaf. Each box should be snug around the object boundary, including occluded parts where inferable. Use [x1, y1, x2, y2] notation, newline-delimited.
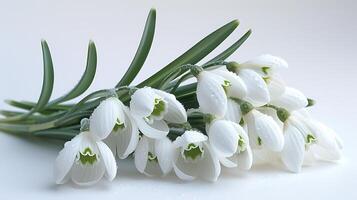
[138, 20, 240, 88]
[34, 129, 78, 140]
[5, 100, 70, 114]
[32, 40, 55, 112]
[0, 40, 54, 122]
[116, 8, 156, 87]
[206, 29, 251, 64]
[48, 41, 97, 105]
[165, 29, 252, 91]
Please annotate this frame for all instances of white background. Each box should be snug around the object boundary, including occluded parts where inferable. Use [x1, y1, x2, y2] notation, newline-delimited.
[0, 0, 356, 199]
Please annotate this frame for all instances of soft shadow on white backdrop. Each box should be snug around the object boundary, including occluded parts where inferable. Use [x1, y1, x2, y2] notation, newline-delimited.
[0, 0, 356, 199]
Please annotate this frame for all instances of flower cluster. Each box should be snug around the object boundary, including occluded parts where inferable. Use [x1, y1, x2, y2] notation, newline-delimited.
[54, 54, 343, 185]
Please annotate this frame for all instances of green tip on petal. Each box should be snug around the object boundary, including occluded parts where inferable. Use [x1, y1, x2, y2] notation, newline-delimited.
[222, 80, 232, 94]
[78, 147, 98, 165]
[151, 98, 166, 117]
[183, 143, 204, 160]
[148, 152, 158, 162]
[261, 66, 270, 75]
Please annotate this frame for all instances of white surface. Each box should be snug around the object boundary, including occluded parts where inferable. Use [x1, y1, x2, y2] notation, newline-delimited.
[0, 0, 357, 199]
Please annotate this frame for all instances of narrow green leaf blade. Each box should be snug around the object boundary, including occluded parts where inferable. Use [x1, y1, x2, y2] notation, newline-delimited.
[32, 40, 55, 112]
[138, 20, 239, 88]
[49, 41, 97, 105]
[206, 29, 252, 64]
[0, 40, 54, 122]
[116, 8, 156, 87]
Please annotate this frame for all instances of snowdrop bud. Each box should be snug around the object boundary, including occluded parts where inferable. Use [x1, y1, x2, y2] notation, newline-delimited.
[54, 131, 117, 185]
[196, 71, 228, 117]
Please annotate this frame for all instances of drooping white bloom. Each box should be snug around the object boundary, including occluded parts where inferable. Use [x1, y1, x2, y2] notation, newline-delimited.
[196, 71, 228, 117]
[239, 54, 288, 76]
[54, 131, 117, 185]
[208, 120, 253, 169]
[244, 109, 284, 151]
[173, 130, 221, 181]
[90, 97, 139, 159]
[281, 110, 343, 173]
[134, 135, 175, 176]
[270, 87, 308, 111]
[130, 87, 187, 139]
[238, 69, 270, 107]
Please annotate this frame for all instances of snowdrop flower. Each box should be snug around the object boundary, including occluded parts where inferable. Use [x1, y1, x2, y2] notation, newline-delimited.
[208, 120, 253, 169]
[241, 101, 284, 151]
[228, 54, 288, 102]
[278, 109, 343, 173]
[130, 87, 187, 139]
[54, 119, 117, 186]
[239, 54, 288, 77]
[134, 135, 175, 176]
[90, 96, 139, 159]
[173, 130, 221, 181]
[195, 70, 228, 117]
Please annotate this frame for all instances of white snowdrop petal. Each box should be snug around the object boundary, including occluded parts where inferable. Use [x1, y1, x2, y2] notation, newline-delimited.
[54, 134, 81, 184]
[90, 97, 124, 140]
[239, 69, 270, 107]
[174, 130, 207, 148]
[130, 87, 156, 118]
[173, 162, 196, 181]
[153, 89, 187, 123]
[281, 125, 305, 173]
[237, 147, 253, 170]
[155, 137, 175, 174]
[215, 70, 247, 98]
[197, 143, 221, 182]
[174, 150, 198, 179]
[271, 87, 308, 111]
[134, 136, 149, 173]
[134, 115, 169, 139]
[70, 132, 106, 185]
[113, 106, 140, 159]
[240, 54, 288, 76]
[219, 156, 238, 168]
[252, 111, 284, 151]
[224, 99, 242, 124]
[267, 76, 286, 100]
[208, 120, 238, 157]
[71, 162, 106, 186]
[96, 141, 117, 181]
[196, 71, 227, 117]
[307, 121, 342, 160]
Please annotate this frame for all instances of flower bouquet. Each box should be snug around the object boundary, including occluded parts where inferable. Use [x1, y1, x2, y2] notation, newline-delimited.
[0, 9, 343, 186]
